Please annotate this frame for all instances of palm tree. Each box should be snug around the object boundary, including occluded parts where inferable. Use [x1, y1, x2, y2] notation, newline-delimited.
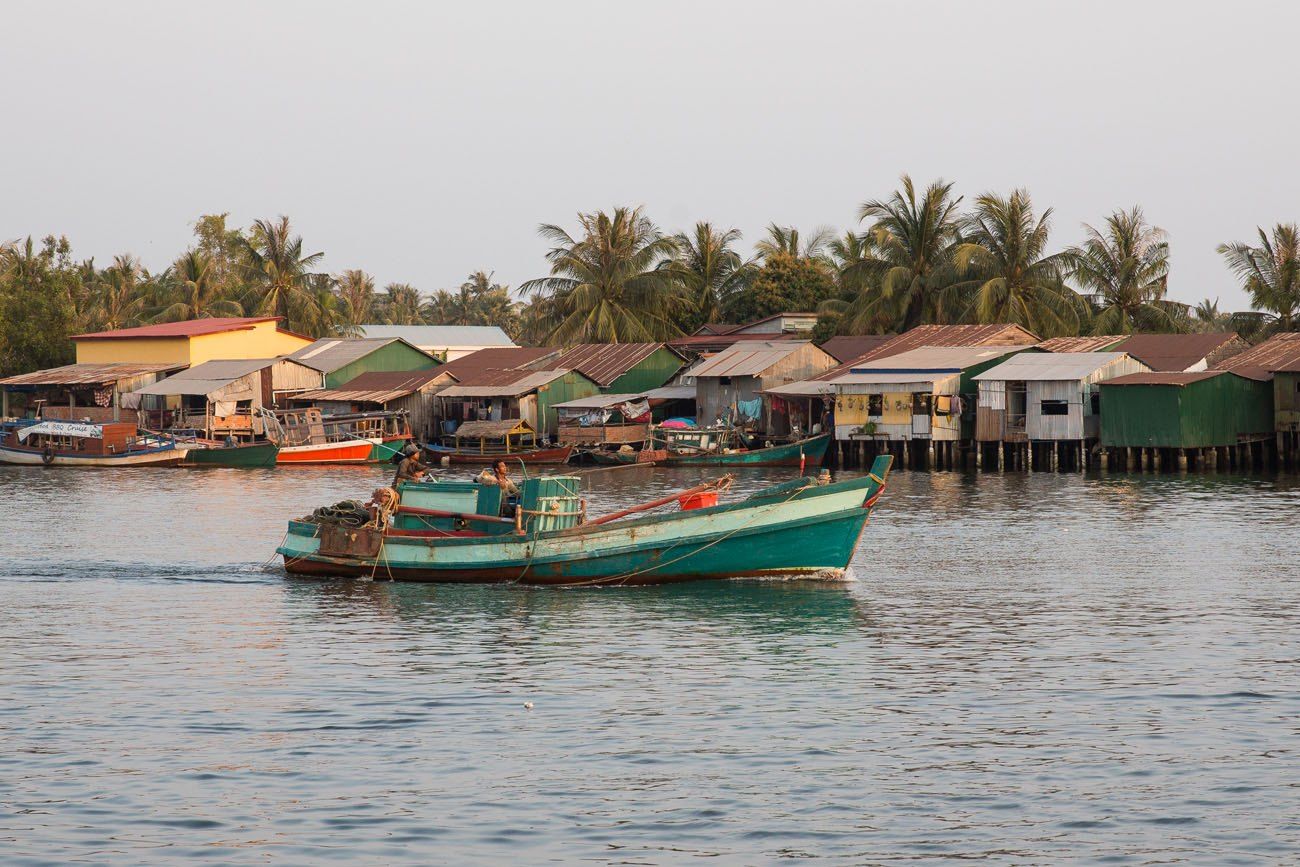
[667, 222, 754, 328]
[242, 216, 324, 329]
[755, 223, 834, 263]
[420, 289, 457, 324]
[159, 251, 243, 321]
[381, 282, 423, 325]
[335, 269, 376, 327]
[520, 207, 687, 344]
[94, 254, 147, 331]
[839, 175, 964, 332]
[1066, 207, 1179, 334]
[952, 189, 1081, 336]
[1218, 223, 1300, 333]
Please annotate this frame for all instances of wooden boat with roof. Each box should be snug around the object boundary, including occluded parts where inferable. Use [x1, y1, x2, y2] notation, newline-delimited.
[261, 407, 375, 465]
[0, 420, 189, 467]
[425, 418, 574, 465]
[276, 455, 892, 586]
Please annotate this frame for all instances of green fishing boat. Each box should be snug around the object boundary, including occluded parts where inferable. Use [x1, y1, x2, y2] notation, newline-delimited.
[276, 454, 892, 586]
[184, 441, 279, 468]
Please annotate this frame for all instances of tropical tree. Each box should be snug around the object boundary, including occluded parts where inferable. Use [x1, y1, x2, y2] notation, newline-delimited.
[335, 269, 376, 328]
[1218, 223, 1300, 333]
[0, 236, 79, 375]
[520, 207, 687, 344]
[241, 216, 324, 330]
[725, 251, 837, 324]
[380, 282, 423, 325]
[667, 222, 753, 330]
[159, 251, 243, 321]
[839, 175, 965, 333]
[755, 223, 834, 263]
[951, 189, 1081, 336]
[1066, 207, 1179, 334]
[93, 254, 147, 331]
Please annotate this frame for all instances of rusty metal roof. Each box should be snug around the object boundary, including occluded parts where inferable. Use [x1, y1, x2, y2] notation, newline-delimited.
[1214, 332, 1300, 380]
[438, 369, 573, 398]
[819, 335, 896, 362]
[1036, 335, 1128, 352]
[1103, 371, 1228, 386]
[548, 343, 682, 387]
[72, 317, 282, 340]
[689, 341, 812, 378]
[0, 362, 183, 387]
[853, 324, 1040, 363]
[1115, 332, 1243, 371]
[436, 347, 559, 381]
[291, 369, 453, 404]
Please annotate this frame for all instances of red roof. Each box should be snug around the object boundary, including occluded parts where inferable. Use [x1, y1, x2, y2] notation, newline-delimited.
[1214, 332, 1300, 380]
[436, 347, 560, 382]
[1103, 371, 1229, 387]
[548, 343, 682, 387]
[73, 317, 283, 340]
[810, 324, 1041, 381]
[819, 335, 896, 362]
[1115, 332, 1244, 371]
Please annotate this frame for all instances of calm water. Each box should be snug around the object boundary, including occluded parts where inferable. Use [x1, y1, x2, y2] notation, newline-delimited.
[1, 463, 1298, 865]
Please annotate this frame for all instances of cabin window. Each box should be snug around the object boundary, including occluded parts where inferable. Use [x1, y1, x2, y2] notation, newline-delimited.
[868, 394, 883, 416]
[912, 393, 932, 416]
[1041, 399, 1069, 416]
[719, 376, 732, 386]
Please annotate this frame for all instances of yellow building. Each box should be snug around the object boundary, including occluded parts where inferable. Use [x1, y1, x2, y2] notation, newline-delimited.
[74, 317, 313, 366]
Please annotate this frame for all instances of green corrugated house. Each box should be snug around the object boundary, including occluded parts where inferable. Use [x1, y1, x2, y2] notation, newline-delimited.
[288, 337, 439, 388]
[438, 367, 600, 439]
[548, 343, 685, 395]
[1100, 371, 1273, 448]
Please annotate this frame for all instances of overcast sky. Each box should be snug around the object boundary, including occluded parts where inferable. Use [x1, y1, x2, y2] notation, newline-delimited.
[4, 1, 1296, 311]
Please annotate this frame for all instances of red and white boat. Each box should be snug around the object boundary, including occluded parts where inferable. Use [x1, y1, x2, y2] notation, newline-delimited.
[275, 439, 374, 465]
[262, 408, 376, 465]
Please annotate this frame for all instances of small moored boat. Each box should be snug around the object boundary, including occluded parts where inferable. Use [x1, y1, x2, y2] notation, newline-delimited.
[0, 420, 189, 467]
[589, 431, 831, 468]
[262, 408, 375, 465]
[183, 440, 280, 468]
[427, 418, 574, 465]
[276, 455, 892, 586]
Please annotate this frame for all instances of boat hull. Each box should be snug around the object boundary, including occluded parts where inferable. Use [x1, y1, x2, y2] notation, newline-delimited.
[276, 440, 374, 465]
[592, 434, 831, 468]
[426, 445, 575, 465]
[0, 444, 188, 467]
[278, 457, 891, 586]
[366, 438, 409, 464]
[184, 442, 280, 468]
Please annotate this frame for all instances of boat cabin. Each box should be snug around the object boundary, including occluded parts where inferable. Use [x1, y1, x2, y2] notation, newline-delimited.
[447, 418, 541, 455]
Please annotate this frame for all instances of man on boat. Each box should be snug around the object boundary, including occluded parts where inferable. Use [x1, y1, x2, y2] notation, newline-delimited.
[476, 459, 520, 497]
[392, 450, 431, 486]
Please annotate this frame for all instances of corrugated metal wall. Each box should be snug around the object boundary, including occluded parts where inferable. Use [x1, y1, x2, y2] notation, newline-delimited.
[326, 342, 438, 388]
[1101, 375, 1273, 447]
[605, 348, 683, 395]
[1274, 373, 1300, 432]
[535, 372, 599, 438]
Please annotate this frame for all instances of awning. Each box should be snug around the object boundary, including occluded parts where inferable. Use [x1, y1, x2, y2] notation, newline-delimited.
[17, 421, 103, 441]
[133, 377, 256, 400]
[0, 362, 182, 388]
[551, 393, 644, 410]
[641, 385, 696, 402]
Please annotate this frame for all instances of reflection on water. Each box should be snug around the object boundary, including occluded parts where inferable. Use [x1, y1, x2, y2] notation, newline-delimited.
[2, 464, 1299, 864]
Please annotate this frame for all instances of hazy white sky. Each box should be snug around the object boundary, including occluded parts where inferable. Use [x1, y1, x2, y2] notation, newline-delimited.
[4, 0, 1296, 311]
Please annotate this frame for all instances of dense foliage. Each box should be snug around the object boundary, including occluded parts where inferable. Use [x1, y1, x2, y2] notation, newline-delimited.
[2, 177, 1296, 375]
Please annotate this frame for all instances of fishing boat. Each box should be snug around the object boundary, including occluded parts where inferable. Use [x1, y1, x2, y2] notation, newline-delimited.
[261, 408, 375, 465]
[589, 430, 831, 468]
[276, 454, 892, 586]
[426, 418, 574, 465]
[321, 410, 412, 463]
[182, 440, 280, 468]
[0, 420, 189, 467]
